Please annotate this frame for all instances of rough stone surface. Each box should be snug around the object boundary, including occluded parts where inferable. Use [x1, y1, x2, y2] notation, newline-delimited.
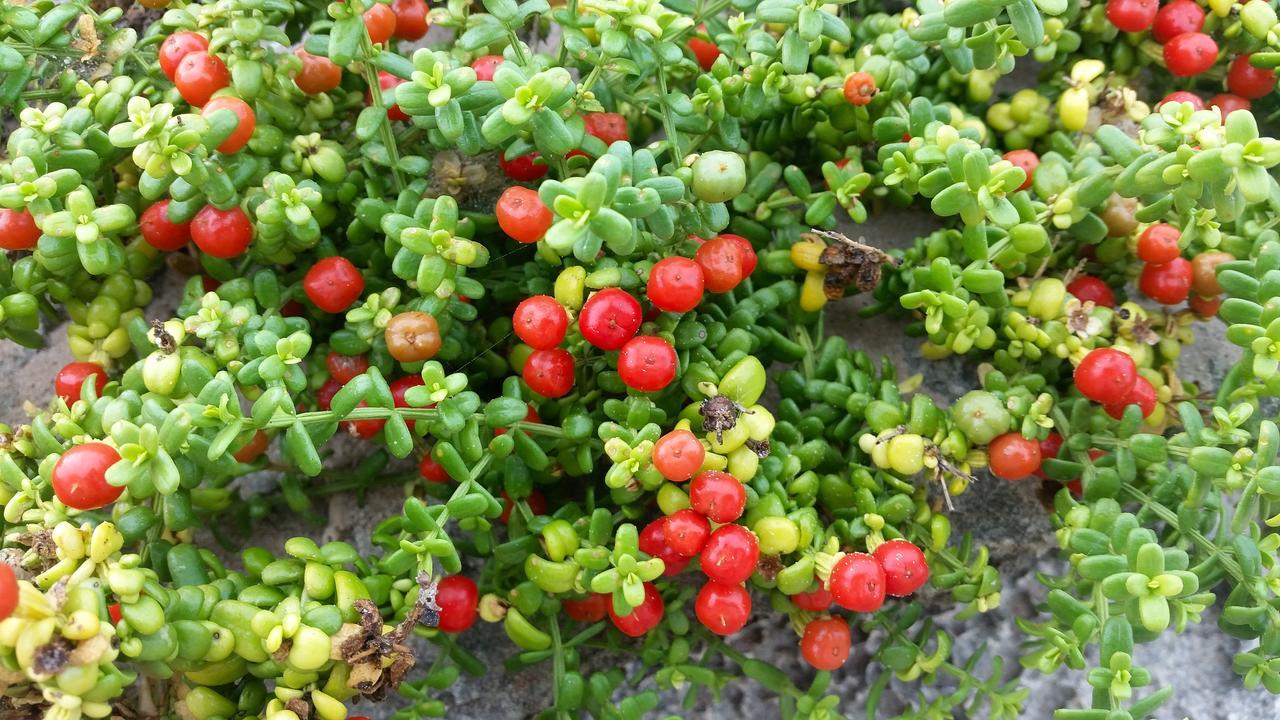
[0, 209, 1273, 719]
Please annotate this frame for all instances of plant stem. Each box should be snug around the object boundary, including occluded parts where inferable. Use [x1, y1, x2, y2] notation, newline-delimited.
[655, 66, 682, 164]
[357, 36, 406, 191]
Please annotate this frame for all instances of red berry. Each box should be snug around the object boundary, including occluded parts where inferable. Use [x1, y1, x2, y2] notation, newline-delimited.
[688, 34, 720, 71]
[159, 32, 209, 81]
[828, 552, 886, 612]
[664, 509, 711, 557]
[1106, 0, 1157, 31]
[363, 3, 397, 44]
[370, 71, 409, 121]
[435, 576, 478, 633]
[513, 295, 569, 350]
[872, 539, 930, 597]
[1159, 90, 1205, 109]
[1074, 348, 1137, 403]
[140, 201, 191, 251]
[608, 582, 664, 637]
[52, 443, 124, 511]
[617, 336, 677, 393]
[55, 362, 108, 403]
[695, 581, 751, 636]
[721, 234, 757, 277]
[1163, 32, 1219, 77]
[1105, 375, 1158, 419]
[647, 257, 705, 313]
[1137, 223, 1181, 264]
[1139, 257, 1193, 304]
[988, 432, 1042, 481]
[1003, 150, 1039, 191]
[0, 208, 40, 250]
[191, 205, 253, 259]
[652, 429, 705, 482]
[842, 72, 878, 106]
[294, 49, 343, 94]
[791, 585, 832, 612]
[689, 470, 746, 523]
[578, 288, 642, 350]
[800, 618, 852, 671]
[472, 55, 504, 82]
[694, 236, 746, 293]
[701, 524, 759, 585]
[496, 186, 554, 244]
[1067, 275, 1115, 308]
[1189, 293, 1222, 318]
[500, 489, 548, 524]
[174, 52, 230, 107]
[1227, 54, 1276, 100]
[1036, 432, 1064, 479]
[419, 454, 451, 483]
[326, 352, 369, 384]
[0, 564, 16, 622]
[202, 96, 256, 154]
[391, 0, 429, 40]
[523, 348, 575, 398]
[639, 518, 691, 576]
[232, 431, 270, 463]
[1210, 93, 1252, 117]
[584, 112, 629, 145]
[304, 257, 365, 313]
[1152, 0, 1204, 43]
[499, 152, 549, 181]
[562, 594, 610, 623]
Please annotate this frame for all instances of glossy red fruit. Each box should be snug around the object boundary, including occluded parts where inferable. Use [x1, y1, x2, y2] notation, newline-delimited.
[647, 257, 705, 313]
[435, 576, 479, 633]
[1152, 0, 1204, 42]
[0, 208, 40, 251]
[496, 186, 553, 244]
[609, 582, 664, 637]
[652, 429, 705, 481]
[1035, 431, 1064, 480]
[664, 509, 711, 557]
[584, 112, 629, 145]
[472, 55, 504, 82]
[988, 432, 1041, 481]
[1136, 223, 1181, 264]
[1227, 54, 1277, 99]
[689, 470, 746, 523]
[0, 564, 16, 622]
[139, 201, 191, 251]
[695, 581, 751, 636]
[1105, 0, 1157, 31]
[617, 336, 678, 392]
[1139, 257, 1193, 305]
[55, 362, 108, 403]
[842, 72, 878, 106]
[1074, 348, 1137, 403]
[1105, 375, 1158, 419]
[294, 49, 343, 94]
[523, 348, 575, 398]
[499, 151, 549, 181]
[688, 33, 720, 71]
[1163, 32, 1219, 77]
[563, 594, 610, 623]
[1003, 149, 1039, 191]
[500, 489, 548, 524]
[1159, 90, 1204, 109]
[721, 234, 757, 277]
[801, 618, 852, 670]
[363, 3, 397, 44]
[52, 443, 123, 511]
[159, 32, 209, 81]
[1189, 294, 1222, 318]
[639, 518, 691, 576]
[791, 585, 833, 612]
[232, 431, 270, 463]
[191, 205, 253, 259]
[513, 295, 568, 349]
[304, 257, 365, 313]
[1210, 93, 1252, 117]
[371, 71, 409, 121]
[391, 0, 429, 40]
[828, 552, 886, 612]
[174, 52, 230, 107]
[419, 454, 451, 483]
[326, 352, 369, 384]
[701, 524, 759, 585]
[202, 96, 256, 154]
[578, 288, 642, 350]
[873, 539, 930, 597]
[694, 236, 745, 293]
[1066, 275, 1115, 308]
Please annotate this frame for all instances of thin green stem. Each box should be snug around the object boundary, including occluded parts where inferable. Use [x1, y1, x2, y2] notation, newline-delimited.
[357, 36, 406, 191]
[267, 407, 566, 437]
[507, 29, 531, 66]
[655, 66, 682, 163]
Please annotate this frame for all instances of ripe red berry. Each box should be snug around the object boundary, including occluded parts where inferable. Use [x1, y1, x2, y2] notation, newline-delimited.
[617, 336, 678, 393]
[496, 186, 554, 244]
[472, 55, 504, 82]
[55, 362, 108, 403]
[1189, 293, 1223, 318]
[695, 581, 751, 636]
[1139, 257, 1193, 305]
[363, 3, 397, 44]
[689, 470, 746, 523]
[1227, 54, 1277, 100]
[687, 33, 721, 71]
[1163, 32, 1219, 77]
[159, 32, 209, 82]
[1035, 432, 1064, 480]
[304, 257, 365, 313]
[694, 236, 746, 293]
[701, 524, 759, 585]
[294, 49, 343, 94]
[584, 112, 629, 145]
[1158, 90, 1204, 110]
[140, 201, 191, 251]
[419, 454, 451, 483]
[1105, 0, 1157, 32]
[0, 564, 17, 622]
[1152, 0, 1204, 43]
[390, 0, 429, 40]
[647, 257, 705, 313]
[791, 585, 833, 612]
[0, 208, 41, 250]
[664, 509, 711, 557]
[1105, 375, 1158, 419]
[371, 71, 409, 121]
[232, 431, 271, 464]
[523, 348, 575, 398]
[191, 205, 253, 259]
[499, 151, 549, 181]
[52, 443, 124, 511]
[1003, 149, 1038, 191]
[652, 429, 705, 481]
[435, 576, 478, 633]
[326, 352, 369, 384]
[639, 518, 691, 576]
[578, 288, 642, 350]
[608, 582, 664, 637]
[1074, 348, 1137, 403]
[721, 234, 757, 277]
[1066, 274, 1115, 308]
[1209, 93, 1252, 117]
[174, 52, 230, 107]
[873, 539, 930, 597]
[562, 594, 610, 623]
[202, 96, 256, 154]
[842, 72, 878, 106]
[1136, 223, 1181, 264]
[513, 295, 569, 350]
[500, 489, 548, 524]
[828, 552, 886, 612]
[987, 432, 1042, 481]
[800, 618, 852, 671]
